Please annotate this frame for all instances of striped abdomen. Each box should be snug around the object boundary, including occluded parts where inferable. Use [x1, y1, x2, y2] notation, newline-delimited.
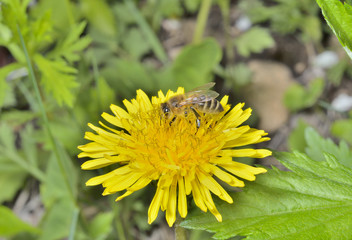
[194, 99, 224, 113]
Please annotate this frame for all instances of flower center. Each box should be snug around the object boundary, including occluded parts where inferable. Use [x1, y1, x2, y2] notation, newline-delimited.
[128, 107, 223, 175]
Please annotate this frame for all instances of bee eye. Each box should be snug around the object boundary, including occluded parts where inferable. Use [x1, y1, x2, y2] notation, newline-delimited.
[163, 106, 170, 115]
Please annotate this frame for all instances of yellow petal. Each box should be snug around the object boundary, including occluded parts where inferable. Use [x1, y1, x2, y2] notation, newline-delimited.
[219, 149, 272, 158]
[190, 179, 207, 212]
[101, 112, 125, 129]
[81, 158, 115, 170]
[166, 178, 177, 227]
[137, 89, 153, 111]
[86, 171, 115, 186]
[110, 104, 131, 119]
[104, 172, 144, 194]
[196, 169, 233, 203]
[123, 99, 138, 114]
[211, 165, 244, 187]
[178, 176, 188, 218]
[220, 161, 267, 181]
[200, 184, 222, 222]
[115, 190, 133, 201]
[148, 187, 163, 224]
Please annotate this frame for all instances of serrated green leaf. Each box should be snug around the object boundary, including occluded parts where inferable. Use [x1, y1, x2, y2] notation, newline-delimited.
[48, 21, 91, 63]
[234, 27, 275, 57]
[0, 206, 40, 237]
[182, 151, 352, 239]
[284, 78, 324, 112]
[172, 38, 222, 90]
[316, 0, 352, 59]
[34, 54, 78, 107]
[331, 119, 352, 146]
[305, 127, 352, 169]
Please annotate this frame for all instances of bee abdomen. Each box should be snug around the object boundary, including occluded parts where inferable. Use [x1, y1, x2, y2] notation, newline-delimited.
[198, 99, 224, 113]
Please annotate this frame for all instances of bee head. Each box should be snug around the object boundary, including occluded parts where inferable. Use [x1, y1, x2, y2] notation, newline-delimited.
[161, 102, 172, 118]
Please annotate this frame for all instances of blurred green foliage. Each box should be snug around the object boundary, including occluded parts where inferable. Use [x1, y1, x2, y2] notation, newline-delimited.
[283, 78, 325, 112]
[0, 0, 351, 239]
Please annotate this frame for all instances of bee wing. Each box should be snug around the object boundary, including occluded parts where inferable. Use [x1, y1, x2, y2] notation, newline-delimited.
[182, 90, 219, 105]
[189, 82, 216, 92]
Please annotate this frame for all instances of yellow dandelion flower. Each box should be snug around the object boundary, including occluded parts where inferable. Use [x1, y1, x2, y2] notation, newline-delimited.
[78, 87, 271, 227]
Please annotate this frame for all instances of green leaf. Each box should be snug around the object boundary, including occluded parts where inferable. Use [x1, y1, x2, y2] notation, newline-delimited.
[0, 62, 23, 108]
[0, 22, 12, 44]
[81, 0, 117, 37]
[90, 76, 115, 111]
[301, 16, 322, 43]
[234, 27, 275, 57]
[39, 152, 78, 240]
[122, 27, 151, 60]
[30, 0, 75, 33]
[224, 63, 252, 88]
[331, 119, 352, 146]
[0, 110, 38, 127]
[316, 0, 352, 59]
[39, 199, 76, 240]
[0, 206, 40, 237]
[184, 0, 202, 13]
[305, 127, 352, 169]
[171, 38, 222, 90]
[48, 21, 91, 63]
[284, 78, 325, 112]
[0, 156, 27, 204]
[327, 58, 349, 86]
[102, 58, 156, 96]
[182, 151, 352, 239]
[34, 54, 78, 107]
[88, 212, 114, 240]
[0, 124, 43, 203]
[288, 119, 309, 152]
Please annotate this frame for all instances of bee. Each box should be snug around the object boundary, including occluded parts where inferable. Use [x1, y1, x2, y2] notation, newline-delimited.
[160, 82, 224, 128]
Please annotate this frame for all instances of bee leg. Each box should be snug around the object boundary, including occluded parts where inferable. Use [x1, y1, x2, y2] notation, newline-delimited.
[190, 107, 201, 128]
[169, 116, 177, 126]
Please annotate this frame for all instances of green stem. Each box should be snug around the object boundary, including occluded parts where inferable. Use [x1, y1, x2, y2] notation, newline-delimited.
[17, 25, 76, 205]
[91, 53, 102, 112]
[112, 198, 127, 240]
[218, 0, 234, 63]
[175, 215, 187, 240]
[124, 0, 168, 63]
[193, 0, 212, 44]
[68, 207, 80, 240]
